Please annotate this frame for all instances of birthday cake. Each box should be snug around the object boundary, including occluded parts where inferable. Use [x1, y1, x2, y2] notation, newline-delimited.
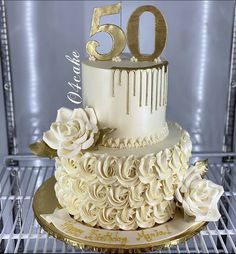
[31, 4, 223, 231]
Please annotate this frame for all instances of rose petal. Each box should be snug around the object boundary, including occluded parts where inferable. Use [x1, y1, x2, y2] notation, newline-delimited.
[58, 146, 81, 159]
[43, 130, 60, 149]
[85, 107, 97, 125]
[81, 135, 94, 150]
[75, 133, 88, 145]
[72, 108, 89, 123]
[56, 107, 73, 122]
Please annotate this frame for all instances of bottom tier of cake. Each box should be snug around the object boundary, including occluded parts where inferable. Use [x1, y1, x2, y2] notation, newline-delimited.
[54, 123, 192, 230]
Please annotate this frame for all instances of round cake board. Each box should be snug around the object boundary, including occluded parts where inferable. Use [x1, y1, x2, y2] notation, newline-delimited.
[32, 177, 207, 253]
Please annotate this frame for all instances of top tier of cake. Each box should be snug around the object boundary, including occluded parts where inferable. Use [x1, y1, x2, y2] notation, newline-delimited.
[82, 57, 169, 148]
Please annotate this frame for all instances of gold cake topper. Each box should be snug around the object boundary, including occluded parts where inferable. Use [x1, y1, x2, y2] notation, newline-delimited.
[86, 3, 167, 61]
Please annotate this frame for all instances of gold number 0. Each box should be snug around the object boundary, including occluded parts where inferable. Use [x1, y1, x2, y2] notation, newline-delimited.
[127, 5, 167, 61]
[86, 3, 126, 61]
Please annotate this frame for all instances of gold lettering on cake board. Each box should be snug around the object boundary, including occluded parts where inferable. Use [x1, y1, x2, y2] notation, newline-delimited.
[136, 226, 171, 242]
[62, 221, 84, 237]
[85, 229, 128, 245]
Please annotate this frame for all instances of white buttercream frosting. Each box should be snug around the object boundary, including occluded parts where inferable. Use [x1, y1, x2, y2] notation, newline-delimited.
[101, 123, 169, 149]
[130, 56, 138, 62]
[175, 165, 224, 222]
[112, 56, 122, 62]
[54, 123, 223, 230]
[54, 126, 193, 230]
[43, 107, 98, 159]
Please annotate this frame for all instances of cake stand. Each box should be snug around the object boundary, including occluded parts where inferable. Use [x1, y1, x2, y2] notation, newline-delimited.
[32, 177, 207, 253]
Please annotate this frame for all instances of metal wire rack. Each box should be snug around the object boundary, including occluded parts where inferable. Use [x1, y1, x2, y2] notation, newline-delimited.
[0, 154, 235, 253]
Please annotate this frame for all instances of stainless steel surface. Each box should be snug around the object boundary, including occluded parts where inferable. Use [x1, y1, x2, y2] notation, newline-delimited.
[225, 1, 236, 153]
[2, 0, 235, 153]
[0, 1, 11, 161]
[0, 155, 235, 253]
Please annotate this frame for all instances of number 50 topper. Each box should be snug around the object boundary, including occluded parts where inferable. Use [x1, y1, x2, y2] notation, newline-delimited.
[86, 3, 167, 61]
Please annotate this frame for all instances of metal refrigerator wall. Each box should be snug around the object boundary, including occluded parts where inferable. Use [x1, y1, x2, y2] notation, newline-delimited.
[1, 0, 235, 155]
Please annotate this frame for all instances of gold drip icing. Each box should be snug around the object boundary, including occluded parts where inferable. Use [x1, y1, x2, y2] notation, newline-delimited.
[145, 71, 149, 106]
[161, 66, 165, 106]
[165, 67, 168, 105]
[111, 65, 168, 115]
[158, 69, 161, 107]
[155, 69, 158, 110]
[162, 68, 165, 106]
[150, 70, 154, 113]
[127, 74, 130, 115]
[133, 71, 136, 96]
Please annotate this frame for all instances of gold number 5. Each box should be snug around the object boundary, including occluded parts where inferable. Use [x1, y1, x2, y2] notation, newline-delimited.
[86, 3, 126, 61]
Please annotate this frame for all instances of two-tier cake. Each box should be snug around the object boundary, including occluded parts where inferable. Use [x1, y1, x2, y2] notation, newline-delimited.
[31, 3, 223, 232]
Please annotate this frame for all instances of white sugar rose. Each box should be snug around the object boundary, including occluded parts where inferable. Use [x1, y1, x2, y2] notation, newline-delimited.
[175, 166, 224, 222]
[43, 107, 98, 159]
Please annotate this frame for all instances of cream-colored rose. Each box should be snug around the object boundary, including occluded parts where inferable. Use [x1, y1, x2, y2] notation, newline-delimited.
[43, 107, 98, 159]
[79, 201, 98, 226]
[60, 157, 80, 177]
[98, 207, 118, 230]
[136, 205, 155, 228]
[116, 156, 139, 187]
[156, 149, 172, 180]
[96, 156, 120, 185]
[108, 185, 129, 208]
[175, 166, 224, 222]
[161, 176, 174, 201]
[129, 182, 145, 208]
[88, 184, 107, 208]
[77, 153, 99, 183]
[55, 158, 67, 182]
[145, 180, 164, 206]
[180, 130, 192, 158]
[169, 146, 186, 184]
[116, 206, 137, 230]
[154, 200, 175, 224]
[138, 154, 159, 183]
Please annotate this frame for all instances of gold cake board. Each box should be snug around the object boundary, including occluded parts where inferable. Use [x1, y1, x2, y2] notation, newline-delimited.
[32, 177, 208, 253]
